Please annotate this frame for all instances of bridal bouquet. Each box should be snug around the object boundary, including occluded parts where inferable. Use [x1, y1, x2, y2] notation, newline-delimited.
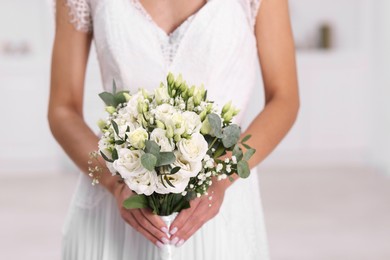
[89, 73, 255, 258]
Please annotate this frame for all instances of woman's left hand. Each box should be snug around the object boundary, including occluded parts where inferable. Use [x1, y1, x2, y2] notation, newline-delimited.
[168, 177, 234, 247]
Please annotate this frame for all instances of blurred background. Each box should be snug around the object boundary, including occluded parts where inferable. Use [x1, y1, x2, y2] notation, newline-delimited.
[0, 0, 389, 259]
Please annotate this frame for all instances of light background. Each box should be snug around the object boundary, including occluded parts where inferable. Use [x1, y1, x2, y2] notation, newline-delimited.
[0, 0, 389, 259]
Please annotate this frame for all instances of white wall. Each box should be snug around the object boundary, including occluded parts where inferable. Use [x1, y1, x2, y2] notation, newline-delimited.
[261, 0, 375, 168]
[370, 0, 390, 175]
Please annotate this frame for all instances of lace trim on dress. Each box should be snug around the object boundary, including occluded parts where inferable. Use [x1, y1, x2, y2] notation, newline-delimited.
[65, 0, 93, 33]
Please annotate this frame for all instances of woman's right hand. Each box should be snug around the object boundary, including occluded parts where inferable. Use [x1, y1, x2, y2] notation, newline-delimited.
[113, 182, 170, 248]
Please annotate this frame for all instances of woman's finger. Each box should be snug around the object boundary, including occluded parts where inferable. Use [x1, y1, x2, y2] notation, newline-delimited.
[120, 209, 164, 246]
[175, 216, 206, 247]
[170, 200, 211, 244]
[140, 208, 170, 234]
[169, 198, 202, 235]
[131, 209, 169, 243]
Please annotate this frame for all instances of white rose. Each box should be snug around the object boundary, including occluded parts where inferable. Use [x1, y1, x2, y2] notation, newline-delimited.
[154, 104, 176, 123]
[150, 128, 174, 152]
[124, 171, 157, 196]
[155, 84, 170, 104]
[112, 149, 147, 179]
[172, 152, 202, 178]
[116, 107, 133, 124]
[127, 127, 148, 149]
[155, 173, 190, 194]
[182, 111, 201, 135]
[178, 133, 208, 162]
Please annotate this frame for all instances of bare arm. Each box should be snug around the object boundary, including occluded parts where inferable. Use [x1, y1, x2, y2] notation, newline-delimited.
[48, 0, 168, 247]
[48, 1, 121, 193]
[245, 0, 300, 168]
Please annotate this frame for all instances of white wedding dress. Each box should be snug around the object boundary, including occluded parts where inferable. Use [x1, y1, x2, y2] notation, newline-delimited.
[62, 0, 270, 259]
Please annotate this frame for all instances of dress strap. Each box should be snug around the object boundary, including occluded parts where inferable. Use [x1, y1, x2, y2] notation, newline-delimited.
[64, 0, 93, 33]
[239, 0, 263, 28]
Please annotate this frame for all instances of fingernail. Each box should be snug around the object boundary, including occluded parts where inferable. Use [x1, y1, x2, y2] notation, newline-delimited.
[176, 239, 185, 247]
[170, 237, 179, 245]
[156, 241, 164, 249]
[161, 227, 168, 233]
[161, 237, 170, 245]
[170, 227, 178, 235]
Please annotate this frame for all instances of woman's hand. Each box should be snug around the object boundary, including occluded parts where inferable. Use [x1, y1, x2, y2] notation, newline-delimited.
[168, 177, 235, 247]
[113, 182, 170, 248]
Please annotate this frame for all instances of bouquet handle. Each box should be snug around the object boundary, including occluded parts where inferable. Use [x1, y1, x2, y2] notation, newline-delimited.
[159, 212, 179, 260]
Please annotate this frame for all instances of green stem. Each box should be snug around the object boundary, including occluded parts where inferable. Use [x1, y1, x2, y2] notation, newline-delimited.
[208, 137, 218, 151]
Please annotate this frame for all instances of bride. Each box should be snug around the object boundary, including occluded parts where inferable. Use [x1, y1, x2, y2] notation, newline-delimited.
[48, 0, 299, 259]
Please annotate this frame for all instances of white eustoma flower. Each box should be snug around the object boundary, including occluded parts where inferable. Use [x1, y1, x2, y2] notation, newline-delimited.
[155, 174, 190, 194]
[177, 133, 208, 162]
[125, 92, 145, 119]
[154, 104, 176, 123]
[113, 149, 147, 178]
[124, 171, 157, 196]
[172, 152, 202, 178]
[127, 127, 148, 149]
[168, 113, 186, 136]
[150, 128, 174, 152]
[182, 111, 201, 135]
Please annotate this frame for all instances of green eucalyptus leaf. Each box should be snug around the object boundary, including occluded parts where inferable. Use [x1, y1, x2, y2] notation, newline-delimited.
[111, 120, 119, 136]
[115, 140, 125, 145]
[145, 140, 161, 157]
[141, 153, 157, 171]
[207, 113, 222, 138]
[232, 144, 243, 161]
[114, 92, 127, 105]
[242, 143, 251, 150]
[170, 166, 181, 174]
[157, 152, 176, 166]
[241, 134, 252, 143]
[237, 160, 250, 178]
[112, 149, 119, 160]
[99, 92, 116, 107]
[243, 148, 256, 161]
[222, 124, 241, 148]
[100, 151, 113, 163]
[123, 194, 148, 209]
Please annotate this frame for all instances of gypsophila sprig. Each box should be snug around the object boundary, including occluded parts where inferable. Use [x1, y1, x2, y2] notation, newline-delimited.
[91, 73, 256, 216]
